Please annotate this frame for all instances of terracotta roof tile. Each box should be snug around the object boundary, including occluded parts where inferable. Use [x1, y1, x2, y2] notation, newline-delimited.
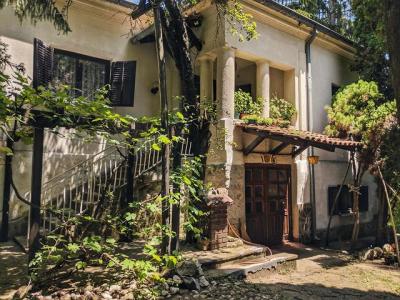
[237, 123, 361, 150]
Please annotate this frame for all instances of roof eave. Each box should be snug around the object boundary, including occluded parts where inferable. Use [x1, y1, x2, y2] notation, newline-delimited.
[106, 0, 137, 9]
[253, 0, 354, 47]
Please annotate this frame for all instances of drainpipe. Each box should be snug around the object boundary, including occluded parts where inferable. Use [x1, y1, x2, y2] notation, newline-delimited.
[305, 28, 318, 242]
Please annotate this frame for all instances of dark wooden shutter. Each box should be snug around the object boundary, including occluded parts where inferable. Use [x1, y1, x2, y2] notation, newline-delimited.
[359, 186, 369, 212]
[328, 186, 342, 215]
[328, 185, 351, 215]
[33, 38, 54, 88]
[110, 61, 136, 106]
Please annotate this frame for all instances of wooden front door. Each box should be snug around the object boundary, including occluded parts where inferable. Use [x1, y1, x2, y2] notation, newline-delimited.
[245, 165, 291, 246]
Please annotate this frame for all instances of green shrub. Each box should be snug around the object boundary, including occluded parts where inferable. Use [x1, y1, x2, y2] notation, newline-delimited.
[242, 115, 290, 128]
[325, 80, 396, 142]
[270, 96, 297, 122]
[234, 89, 262, 116]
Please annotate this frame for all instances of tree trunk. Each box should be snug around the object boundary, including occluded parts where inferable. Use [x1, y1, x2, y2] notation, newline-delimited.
[384, 0, 400, 122]
[161, 0, 211, 157]
[0, 138, 14, 242]
[153, 1, 171, 255]
[378, 167, 400, 265]
[376, 180, 388, 245]
[350, 152, 365, 249]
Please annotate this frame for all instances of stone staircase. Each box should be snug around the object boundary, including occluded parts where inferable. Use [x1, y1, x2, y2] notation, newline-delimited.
[186, 240, 298, 279]
[14, 134, 192, 252]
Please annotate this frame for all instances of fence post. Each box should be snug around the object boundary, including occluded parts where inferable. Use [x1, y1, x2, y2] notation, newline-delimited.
[28, 127, 44, 264]
[125, 148, 135, 208]
[0, 138, 14, 242]
[171, 125, 182, 252]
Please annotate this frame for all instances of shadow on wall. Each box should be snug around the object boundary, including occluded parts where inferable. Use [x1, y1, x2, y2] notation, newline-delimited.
[7, 128, 109, 235]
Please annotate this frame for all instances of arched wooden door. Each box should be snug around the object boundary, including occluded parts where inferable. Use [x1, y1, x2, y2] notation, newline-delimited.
[245, 165, 291, 246]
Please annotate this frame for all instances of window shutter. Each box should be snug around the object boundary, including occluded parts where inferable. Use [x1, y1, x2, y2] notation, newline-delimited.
[359, 186, 369, 212]
[110, 61, 136, 106]
[33, 38, 54, 88]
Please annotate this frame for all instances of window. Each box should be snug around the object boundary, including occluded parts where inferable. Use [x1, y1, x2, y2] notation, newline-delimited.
[328, 185, 368, 215]
[331, 83, 341, 97]
[236, 84, 252, 95]
[53, 49, 109, 98]
[33, 38, 136, 106]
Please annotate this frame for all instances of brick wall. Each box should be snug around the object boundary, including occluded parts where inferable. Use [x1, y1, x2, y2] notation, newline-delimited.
[209, 203, 229, 249]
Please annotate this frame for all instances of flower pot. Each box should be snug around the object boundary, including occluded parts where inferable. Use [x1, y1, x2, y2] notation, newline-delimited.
[247, 119, 257, 124]
[239, 113, 250, 119]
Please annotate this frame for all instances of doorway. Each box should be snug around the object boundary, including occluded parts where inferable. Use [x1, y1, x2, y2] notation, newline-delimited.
[245, 164, 291, 246]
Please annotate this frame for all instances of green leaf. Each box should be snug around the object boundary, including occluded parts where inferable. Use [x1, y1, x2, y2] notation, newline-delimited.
[158, 135, 171, 145]
[0, 147, 13, 156]
[75, 261, 87, 270]
[176, 111, 185, 120]
[66, 243, 80, 253]
[152, 143, 161, 151]
[106, 238, 116, 245]
[121, 258, 136, 270]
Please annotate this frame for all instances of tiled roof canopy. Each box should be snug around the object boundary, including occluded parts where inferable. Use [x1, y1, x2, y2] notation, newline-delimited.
[237, 123, 361, 155]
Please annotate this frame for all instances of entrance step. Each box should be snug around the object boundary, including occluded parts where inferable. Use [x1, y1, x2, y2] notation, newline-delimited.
[184, 243, 270, 270]
[204, 252, 298, 279]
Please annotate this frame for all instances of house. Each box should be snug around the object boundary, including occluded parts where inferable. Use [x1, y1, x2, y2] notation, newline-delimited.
[0, 0, 378, 247]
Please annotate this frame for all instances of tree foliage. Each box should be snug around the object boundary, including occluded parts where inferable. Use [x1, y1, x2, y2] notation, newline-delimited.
[351, 0, 392, 99]
[325, 80, 397, 243]
[0, 0, 71, 33]
[288, 0, 353, 37]
[325, 80, 396, 169]
[383, 0, 400, 121]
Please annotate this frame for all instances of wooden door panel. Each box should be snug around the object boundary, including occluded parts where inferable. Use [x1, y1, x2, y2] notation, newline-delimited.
[245, 165, 290, 246]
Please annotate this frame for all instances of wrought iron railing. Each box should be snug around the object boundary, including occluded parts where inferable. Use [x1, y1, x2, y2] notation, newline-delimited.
[25, 134, 192, 243]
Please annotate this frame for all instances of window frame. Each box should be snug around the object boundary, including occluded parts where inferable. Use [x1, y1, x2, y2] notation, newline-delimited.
[331, 83, 341, 98]
[328, 185, 369, 216]
[53, 48, 111, 96]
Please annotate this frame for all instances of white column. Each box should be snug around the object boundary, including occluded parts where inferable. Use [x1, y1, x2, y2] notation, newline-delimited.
[216, 47, 235, 119]
[256, 61, 270, 118]
[199, 56, 214, 103]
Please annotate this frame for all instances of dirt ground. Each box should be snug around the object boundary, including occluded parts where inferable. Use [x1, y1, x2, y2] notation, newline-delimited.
[247, 247, 400, 299]
[1, 241, 400, 299]
[0, 242, 28, 300]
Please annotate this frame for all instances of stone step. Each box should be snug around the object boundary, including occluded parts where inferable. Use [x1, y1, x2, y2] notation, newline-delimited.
[204, 252, 298, 279]
[190, 244, 270, 270]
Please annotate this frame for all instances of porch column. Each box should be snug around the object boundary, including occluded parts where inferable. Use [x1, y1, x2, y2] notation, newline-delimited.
[199, 55, 214, 103]
[256, 61, 270, 118]
[216, 47, 235, 119]
[207, 46, 235, 180]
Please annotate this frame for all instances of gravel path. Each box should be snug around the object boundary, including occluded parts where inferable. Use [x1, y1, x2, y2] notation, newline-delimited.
[173, 248, 400, 300]
[2, 241, 400, 299]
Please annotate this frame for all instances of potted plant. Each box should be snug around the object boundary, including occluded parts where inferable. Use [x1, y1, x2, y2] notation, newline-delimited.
[270, 95, 297, 124]
[241, 114, 259, 124]
[234, 89, 262, 119]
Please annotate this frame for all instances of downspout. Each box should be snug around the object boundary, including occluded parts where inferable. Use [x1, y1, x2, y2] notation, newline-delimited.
[305, 28, 318, 242]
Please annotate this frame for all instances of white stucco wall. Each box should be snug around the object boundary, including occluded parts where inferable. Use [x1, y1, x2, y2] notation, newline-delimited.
[0, 1, 164, 232]
[0, 0, 375, 241]
[310, 43, 377, 233]
[0, 4, 160, 117]
[219, 3, 375, 240]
